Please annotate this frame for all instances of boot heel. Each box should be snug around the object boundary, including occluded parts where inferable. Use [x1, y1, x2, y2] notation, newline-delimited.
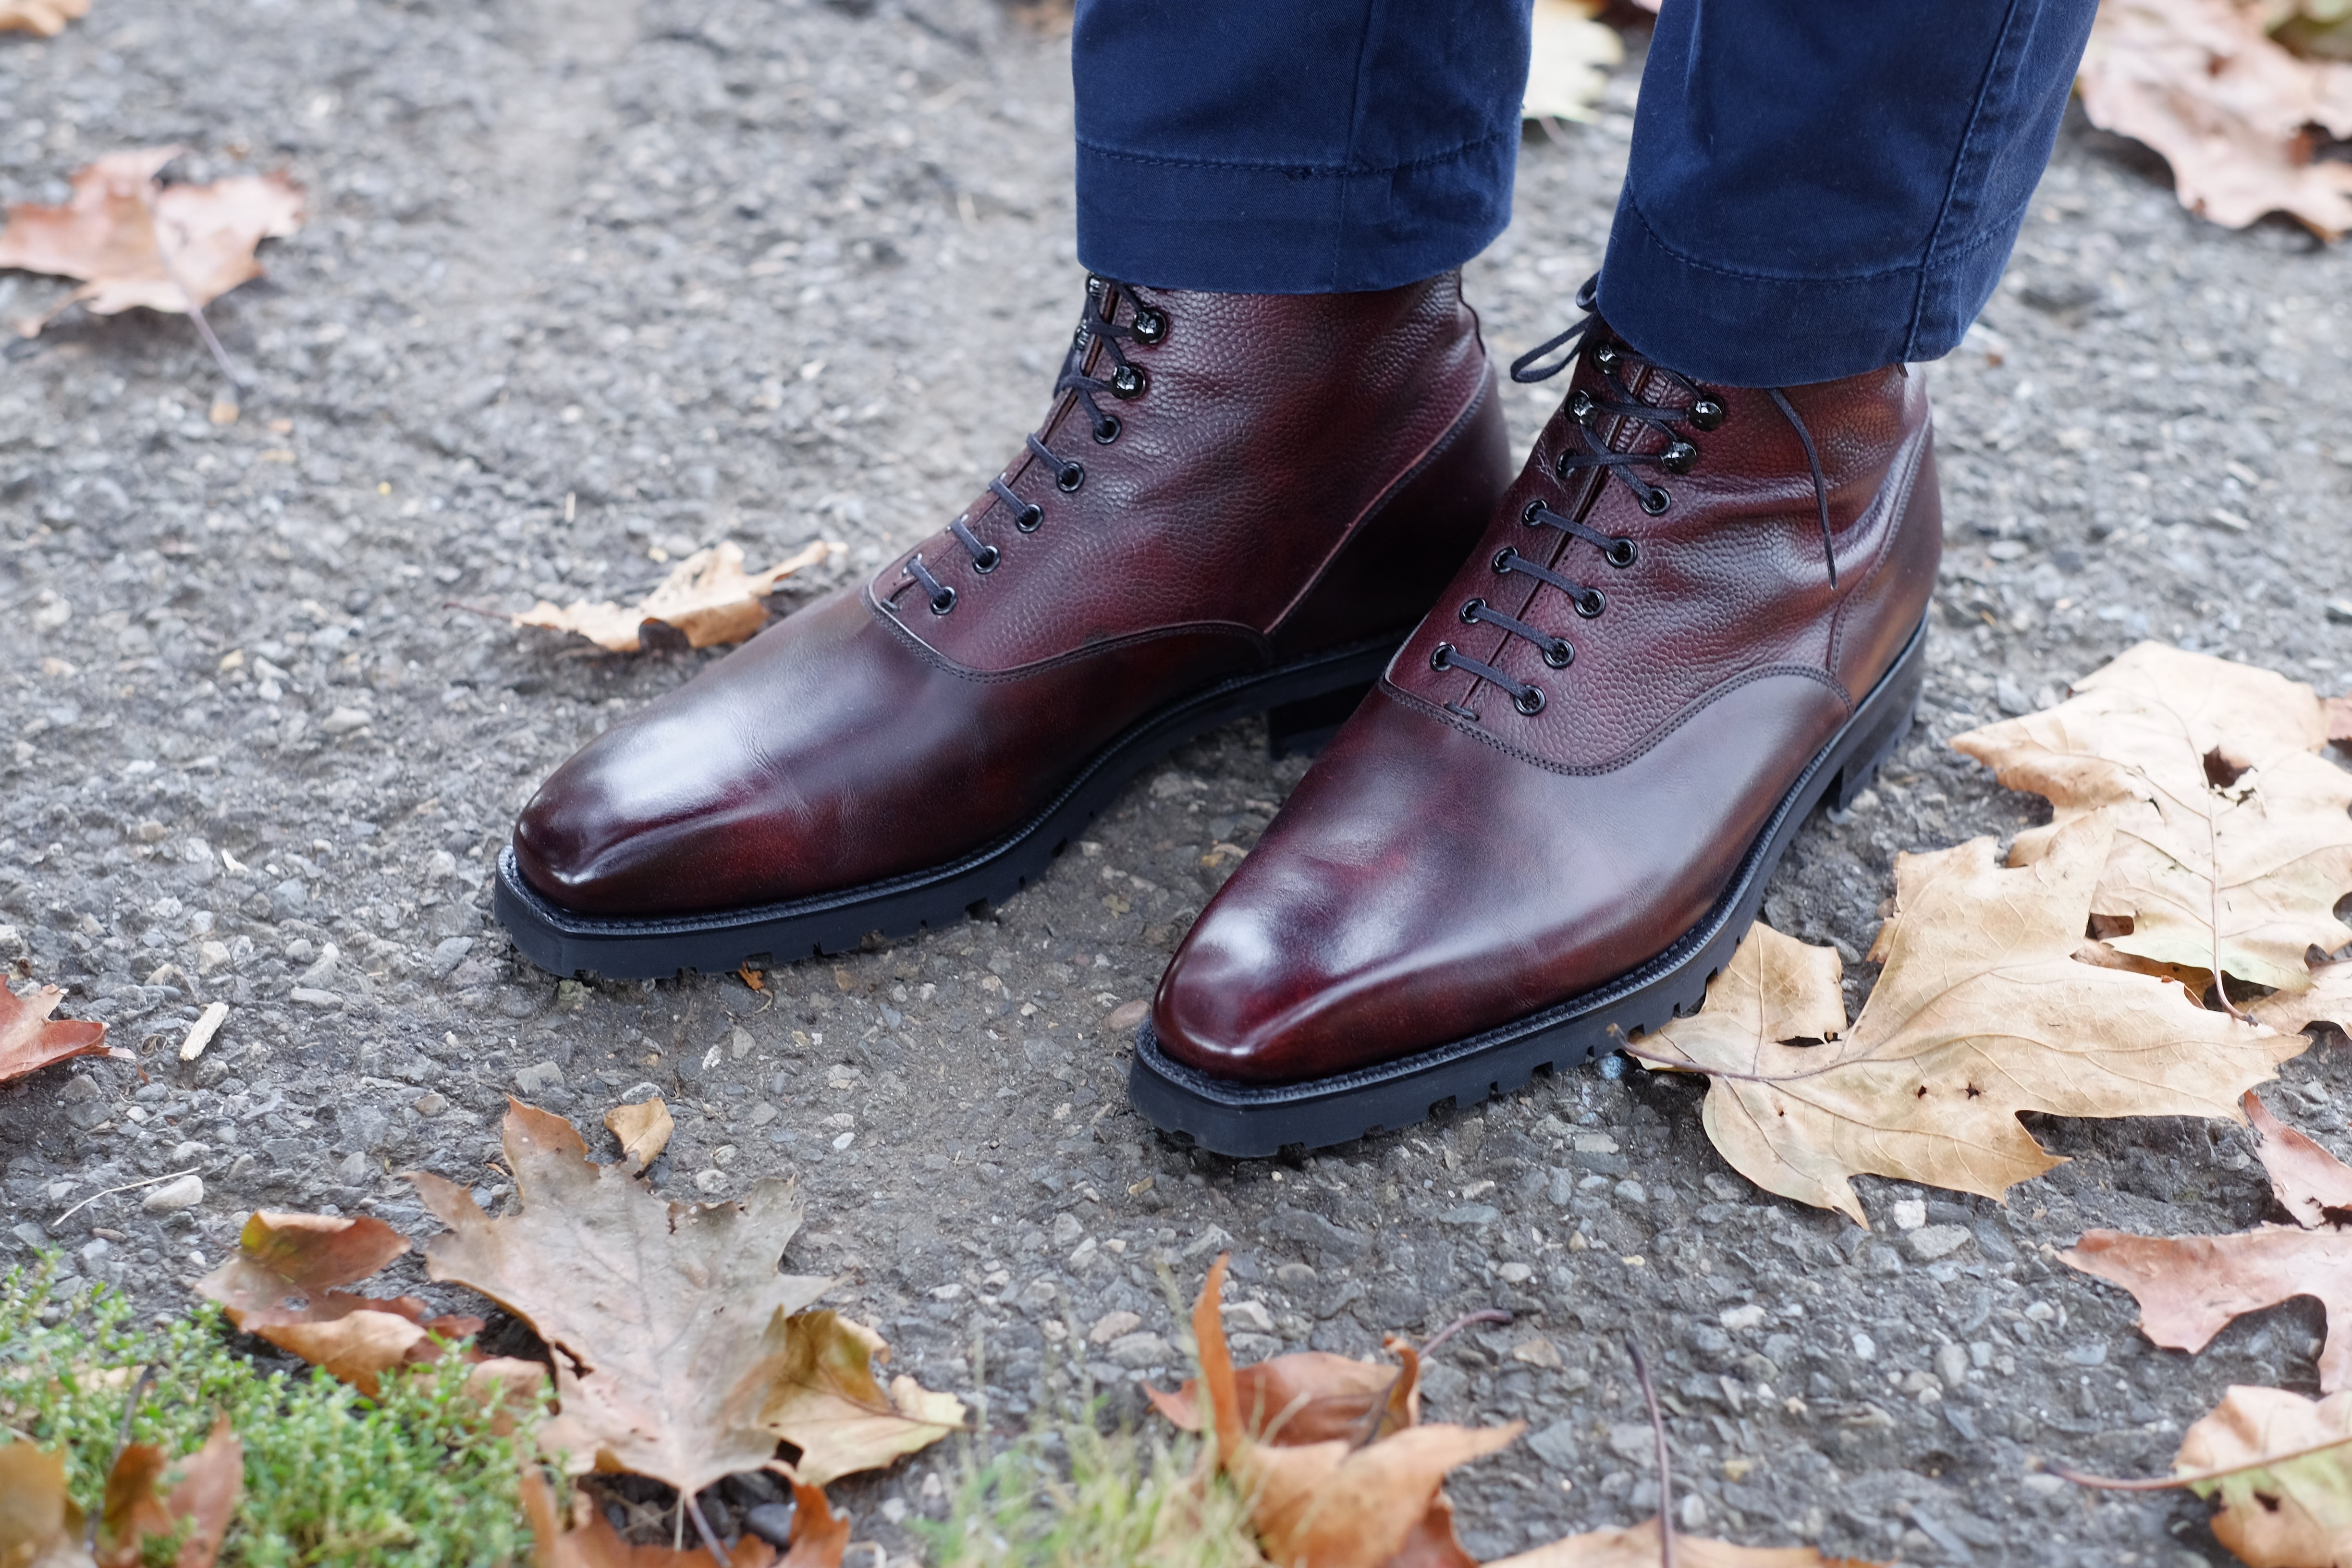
[1267, 682, 1373, 759]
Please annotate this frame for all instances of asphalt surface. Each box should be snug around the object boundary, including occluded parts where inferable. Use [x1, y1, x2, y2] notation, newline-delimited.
[5, 1, 2352, 1563]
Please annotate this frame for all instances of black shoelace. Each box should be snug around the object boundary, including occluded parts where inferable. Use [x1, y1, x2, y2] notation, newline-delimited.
[1429, 276, 1837, 721]
[896, 276, 1166, 615]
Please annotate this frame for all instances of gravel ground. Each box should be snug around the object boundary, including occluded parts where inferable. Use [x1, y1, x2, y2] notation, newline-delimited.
[6, 2, 2352, 1563]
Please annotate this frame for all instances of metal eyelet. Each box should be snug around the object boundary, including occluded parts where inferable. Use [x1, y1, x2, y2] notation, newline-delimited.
[1606, 537, 1639, 567]
[1592, 343, 1619, 369]
[1661, 440, 1698, 474]
[1569, 389, 1594, 420]
[1092, 416, 1121, 445]
[1057, 462, 1085, 492]
[1689, 396, 1726, 431]
[1111, 365, 1148, 399]
[972, 545, 1000, 574]
[1515, 686, 1547, 716]
[1015, 505, 1043, 533]
[1492, 546, 1519, 574]
[1543, 640, 1574, 669]
[1132, 309, 1167, 344]
[1431, 642, 1457, 673]
[1458, 598, 1485, 625]
[1640, 487, 1671, 516]
[1575, 589, 1605, 619]
[1522, 501, 1546, 527]
[930, 587, 957, 615]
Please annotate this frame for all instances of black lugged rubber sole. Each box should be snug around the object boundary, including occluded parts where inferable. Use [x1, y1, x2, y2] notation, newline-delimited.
[1125, 616, 1932, 1157]
[493, 636, 1399, 980]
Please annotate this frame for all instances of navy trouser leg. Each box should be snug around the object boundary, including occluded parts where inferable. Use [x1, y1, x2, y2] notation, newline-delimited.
[1070, 0, 1533, 294]
[1071, 0, 2098, 386]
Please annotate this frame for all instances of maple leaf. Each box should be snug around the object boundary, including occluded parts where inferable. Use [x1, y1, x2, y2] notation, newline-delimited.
[0, 1439, 93, 1568]
[1176, 1256, 1517, 1568]
[1955, 642, 2352, 997]
[412, 1100, 835, 1499]
[2069, 1090, 2352, 1390]
[603, 1096, 674, 1174]
[2, 979, 130, 1086]
[762, 1311, 966, 1488]
[95, 1416, 241, 1568]
[0, 148, 304, 333]
[1522, 0, 1622, 124]
[1642, 813, 2301, 1224]
[192, 1211, 486, 1398]
[511, 541, 841, 653]
[1147, 1342, 1418, 1447]
[1486, 1519, 1881, 1567]
[0, 0, 88, 36]
[2077, 0, 2352, 238]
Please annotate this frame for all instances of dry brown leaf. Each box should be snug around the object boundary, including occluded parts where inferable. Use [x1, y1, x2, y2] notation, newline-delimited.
[95, 1416, 240, 1568]
[1147, 1347, 1418, 1446]
[603, 1096, 674, 1173]
[1179, 1256, 1514, 1568]
[2078, 0, 2352, 237]
[1955, 642, 2352, 997]
[2, 979, 130, 1086]
[2173, 1385, 2352, 1566]
[778, 1480, 850, 1568]
[519, 1470, 780, 1568]
[2069, 1090, 2352, 1388]
[1643, 813, 2298, 1223]
[0, 148, 304, 332]
[512, 540, 841, 653]
[191, 1211, 481, 1397]
[1488, 1518, 1882, 1568]
[412, 1099, 833, 1500]
[0, 1439, 93, 1568]
[763, 1311, 964, 1488]
[0, 0, 89, 36]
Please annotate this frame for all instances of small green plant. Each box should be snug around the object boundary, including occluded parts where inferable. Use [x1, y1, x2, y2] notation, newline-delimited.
[0, 1256, 536, 1568]
[920, 1416, 1269, 1568]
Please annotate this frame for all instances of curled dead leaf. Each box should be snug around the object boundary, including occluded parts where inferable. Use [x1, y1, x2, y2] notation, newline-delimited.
[519, 1470, 779, 1568]
[0, 148, 304, 333]
[0, 1439, 92, 1568]
[604, 1095, 674, 1173]
[2, 979, 130, 1086]
[95, 1416, 241, 1568]
[511, 540, 842, 653]
[1644, 813, 2299, 1223]
[0, 0, 89, 35]
[1147, 1345, 1417, 1447]
[764, 1310, 966, 1488]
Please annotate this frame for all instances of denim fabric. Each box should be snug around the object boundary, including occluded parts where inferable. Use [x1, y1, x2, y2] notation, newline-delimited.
[1071, 0, 2098, 385]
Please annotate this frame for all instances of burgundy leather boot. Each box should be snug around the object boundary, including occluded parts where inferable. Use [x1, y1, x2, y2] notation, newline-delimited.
[1134, 294, 1941, 1154]
[497, 274, 1511, 978]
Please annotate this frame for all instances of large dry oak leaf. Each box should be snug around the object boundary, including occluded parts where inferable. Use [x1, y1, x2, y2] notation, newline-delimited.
[2068, 1090, 2352, 1390]
[2, 980, 128, 1085]
[512, 540, 840, 653]
[0, 148, 304, 331]
[1954, 642, 2352, 997]
[2078, 0, 2352, 237]
[1645, 813, 2300, 1223]
[412, 1100, 832, 1498]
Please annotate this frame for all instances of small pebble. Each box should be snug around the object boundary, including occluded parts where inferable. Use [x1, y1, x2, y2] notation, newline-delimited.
[141, 1174, 204, 1213]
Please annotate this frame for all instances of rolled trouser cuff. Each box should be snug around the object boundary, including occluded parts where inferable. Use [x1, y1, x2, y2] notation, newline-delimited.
[1075, 129, 1519, 295]
[1596, 189, 2023, 389]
